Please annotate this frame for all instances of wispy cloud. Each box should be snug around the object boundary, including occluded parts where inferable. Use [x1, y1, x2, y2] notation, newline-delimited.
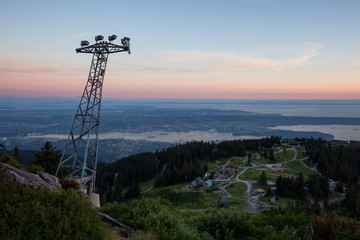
[112, 60, 205, 73]
[165, 42, 323, 73]
[111, 42, 322, 74]
[349, 62, 360, 68]
[0, 56, 57, 74]
[0, 66, 56, 73]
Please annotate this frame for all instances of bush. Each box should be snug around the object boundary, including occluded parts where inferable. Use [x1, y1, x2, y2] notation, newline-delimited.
[0, 153, 23, 169]
[193, 209, 252, 240]
[60, 178, 80, 190]
[101, 197, 201, 240]
[0, 177, 106, 240]
[27, 164, 45, 173]
[100, 197, 360, 240]
[312, 212, 360, 240]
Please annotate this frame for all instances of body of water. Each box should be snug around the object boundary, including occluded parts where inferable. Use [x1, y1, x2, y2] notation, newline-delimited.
[27, 124, 360, 142]
[26, 131, 263, 143]
[271, 125, 360, 141]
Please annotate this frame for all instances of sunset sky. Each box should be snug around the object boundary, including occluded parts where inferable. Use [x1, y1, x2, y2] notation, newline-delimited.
[0, 0, 359, 99]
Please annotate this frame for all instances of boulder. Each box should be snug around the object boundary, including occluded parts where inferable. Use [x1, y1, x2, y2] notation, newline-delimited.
[0, 163, 62, 191]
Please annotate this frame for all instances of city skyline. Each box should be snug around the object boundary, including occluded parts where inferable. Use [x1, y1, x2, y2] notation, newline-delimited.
[0, 0, 359, 99]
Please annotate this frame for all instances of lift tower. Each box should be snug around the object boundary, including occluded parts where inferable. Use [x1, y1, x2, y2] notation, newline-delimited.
[56, 35, 130, 193]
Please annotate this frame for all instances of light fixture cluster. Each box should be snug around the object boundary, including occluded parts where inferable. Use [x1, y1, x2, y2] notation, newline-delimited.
[79, 34, 130, 48]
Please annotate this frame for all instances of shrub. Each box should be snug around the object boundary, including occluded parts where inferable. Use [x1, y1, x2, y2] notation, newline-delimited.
[60, 178, 80, 190]
[0, 153, 23, 169]
[312, 212, 360, 240]
[101, 197, 201, 240]
[27, 164, 45, 173]
[193, 209, 252, 240]
[0, 178, 106, 239]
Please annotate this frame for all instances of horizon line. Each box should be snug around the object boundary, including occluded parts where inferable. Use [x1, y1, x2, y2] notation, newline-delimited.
[1, 97, 360, 101]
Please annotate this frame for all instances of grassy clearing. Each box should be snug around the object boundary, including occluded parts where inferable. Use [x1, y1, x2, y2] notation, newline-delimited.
[229, 157, 244, 165]
[226, 182, 247, 198]
[238, 168, 261, 181]
[140, 177, 155, 192]
[251, 183, 268, 192]
[252, 156, 273, 165]
[296, 147, 306, 159]
[261, 195, 298, 208]
[227, 199, 247, 209]
[275, 149, 296, 162]
[207, 157, 230, 171]
[143, 183, 222, 210]
[212, 157, 229, 165]
[239, 167, 288, 182]
[285, 160, 314, 180]
[145, 182, 190, 195]
[207, 163, 218, 171]
[302, 158, 315, 168]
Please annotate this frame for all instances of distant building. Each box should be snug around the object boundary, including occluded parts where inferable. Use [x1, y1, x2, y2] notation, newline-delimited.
[350, 140, 360, 148]
[203, 180, 212, 189]
[191, 180, 197, 187]
[331, 140, 349, 146]
[256, 188, 265, 194]
[191, 177, 203, 187]
[328, 179, 336, 192]
[251, 152, 261, 160]
[225, 163, 239, 170]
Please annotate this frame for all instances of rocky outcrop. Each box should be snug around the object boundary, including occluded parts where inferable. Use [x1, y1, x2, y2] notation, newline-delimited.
[0, 163, 62, 191]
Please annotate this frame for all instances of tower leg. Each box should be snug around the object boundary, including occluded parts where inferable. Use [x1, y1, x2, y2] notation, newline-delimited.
[56, 50, 109, 192]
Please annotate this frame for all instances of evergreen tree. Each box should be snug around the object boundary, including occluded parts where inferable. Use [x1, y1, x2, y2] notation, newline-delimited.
[344, 185, 360, 218]
[308, 173, 329, 201]
[269, 149, 275, 161]
[124, 182, 140, 199]
[283, 146, 286, 157]
[335, 181, 344, 193]
[13, 145, 21, 163]
[259, 171, 267, 185]
[34, 141, 61, 175]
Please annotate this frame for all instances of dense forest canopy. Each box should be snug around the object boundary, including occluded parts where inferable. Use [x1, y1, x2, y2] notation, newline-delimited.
[96, 137, 281, 202]
[303, 138, 360, 184]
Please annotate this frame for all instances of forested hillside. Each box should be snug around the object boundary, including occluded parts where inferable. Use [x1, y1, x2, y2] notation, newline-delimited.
[96, 137, 281, 202]
[304, 138, 360, 184]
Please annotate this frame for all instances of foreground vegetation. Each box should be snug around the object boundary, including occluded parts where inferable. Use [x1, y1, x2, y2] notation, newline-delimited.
[3, 138, 360, 239]
[97, 137, 281, 202]
[101, 197, 360, 240]
[0, 172, 112, 240]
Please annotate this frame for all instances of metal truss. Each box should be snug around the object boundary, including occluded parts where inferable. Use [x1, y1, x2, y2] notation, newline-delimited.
[56, 36, 130, 192]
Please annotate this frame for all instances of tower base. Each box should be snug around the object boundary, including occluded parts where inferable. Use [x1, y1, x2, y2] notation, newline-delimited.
[89, 192, 100, 208]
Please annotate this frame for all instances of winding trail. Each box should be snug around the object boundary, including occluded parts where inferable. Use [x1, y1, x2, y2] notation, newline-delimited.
[140, 186, 154, 193]
[214, 145, 314, 213]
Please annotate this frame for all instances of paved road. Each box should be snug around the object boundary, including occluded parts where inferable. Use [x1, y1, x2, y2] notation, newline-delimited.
[215, 145, 310, 213]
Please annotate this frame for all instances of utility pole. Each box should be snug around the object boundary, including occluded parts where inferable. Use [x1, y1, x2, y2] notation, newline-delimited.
[56, 35, 130, 195]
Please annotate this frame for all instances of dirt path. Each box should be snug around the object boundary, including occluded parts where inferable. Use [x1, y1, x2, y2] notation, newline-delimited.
[140, 185, 154, 193]
[216, 145, 301, 213]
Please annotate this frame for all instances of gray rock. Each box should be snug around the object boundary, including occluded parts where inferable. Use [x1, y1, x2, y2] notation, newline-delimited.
[37, 171, 62, 190]
[0, 163, 62, 191]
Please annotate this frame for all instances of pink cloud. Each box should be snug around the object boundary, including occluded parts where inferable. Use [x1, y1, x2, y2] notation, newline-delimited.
[0, 66, 57, 73]
[109, 42, 322, 74]
[349, 62, 360, 68]
[0, 55, 57, 74]
[112, 60, 205, 73]
[164, 42, 323, 73]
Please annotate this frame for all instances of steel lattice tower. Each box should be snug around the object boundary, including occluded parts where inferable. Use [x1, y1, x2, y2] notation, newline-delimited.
[56, 35, 130, 193]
